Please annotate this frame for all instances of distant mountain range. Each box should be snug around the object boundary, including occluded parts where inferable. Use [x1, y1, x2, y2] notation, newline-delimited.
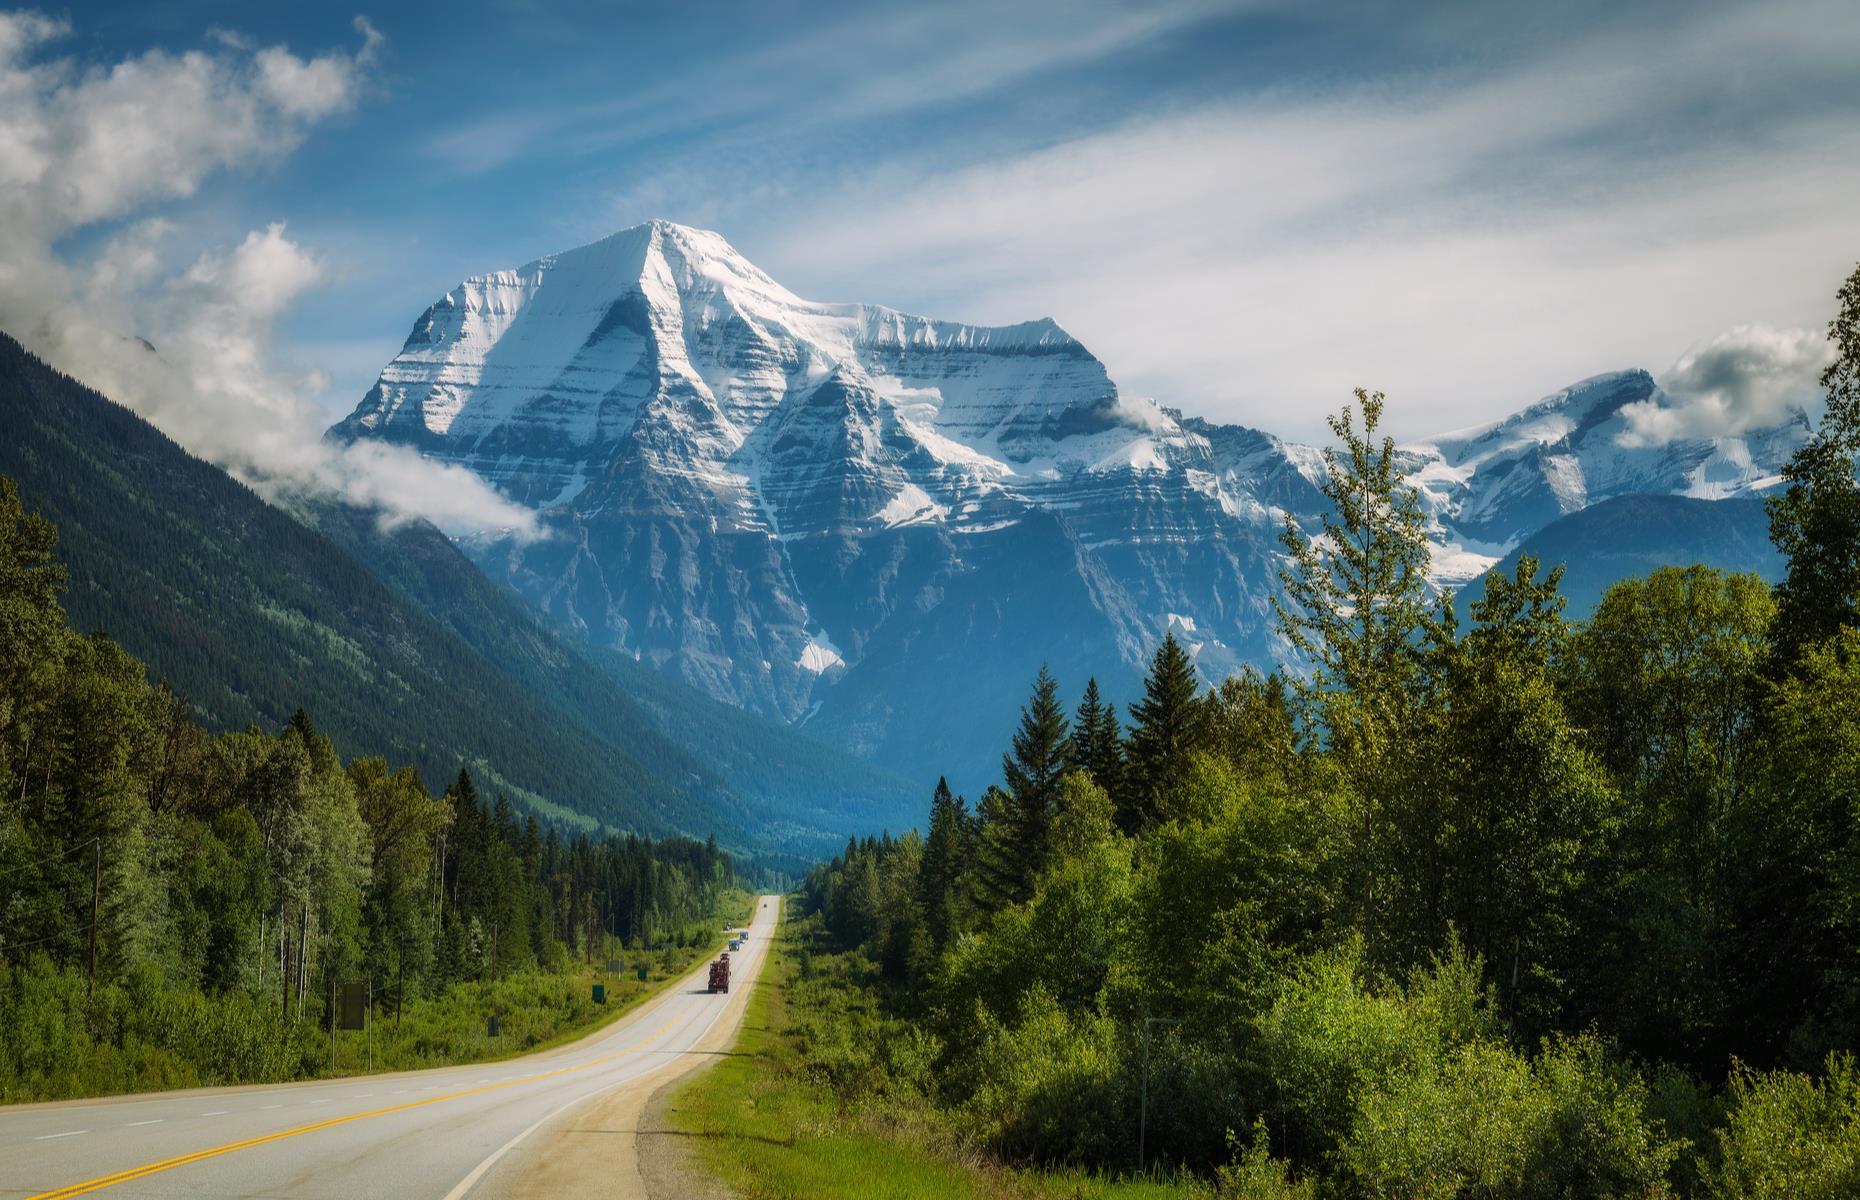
[0, 332, 916, 856]
[1473, 493, 1782, 618]
[330, 220, 1805, 793]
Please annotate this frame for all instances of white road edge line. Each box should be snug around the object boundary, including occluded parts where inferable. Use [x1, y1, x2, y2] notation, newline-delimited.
[34, 1130, 87, 1140]
[441, 898, 773, 1200]
[438, 1081, 623, 1200]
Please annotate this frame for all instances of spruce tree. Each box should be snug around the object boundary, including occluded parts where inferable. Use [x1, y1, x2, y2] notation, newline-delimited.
[1071, 677, 1124, 795]
[1119, 633, 1206, 832]
[919, 777, 969, 951]
[997, 665, 1070, 896]
[971, 785, 1023, 912]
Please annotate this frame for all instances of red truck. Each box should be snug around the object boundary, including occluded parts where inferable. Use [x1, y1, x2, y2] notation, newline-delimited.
[708, 953, 731, 994]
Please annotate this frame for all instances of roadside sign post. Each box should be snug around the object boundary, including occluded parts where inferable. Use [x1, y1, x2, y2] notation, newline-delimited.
[1138, 1015, 1183, 1175]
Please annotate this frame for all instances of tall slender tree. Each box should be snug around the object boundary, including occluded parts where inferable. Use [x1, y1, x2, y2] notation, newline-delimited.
[918, 777, 970, 952]
[1119, 633, 1206, 832]
[978, 666, 1071, 906]
[1768, 261, 1860, 669]
[1071, 677, 1123, 794]
[1273, 389, 1433, 934]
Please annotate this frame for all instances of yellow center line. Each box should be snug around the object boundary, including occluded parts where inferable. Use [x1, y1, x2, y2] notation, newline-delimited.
[24, 1011, 688, 1200]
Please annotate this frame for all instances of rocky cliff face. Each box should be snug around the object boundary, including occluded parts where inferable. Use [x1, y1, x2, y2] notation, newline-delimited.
[332, 220, 1806, 792]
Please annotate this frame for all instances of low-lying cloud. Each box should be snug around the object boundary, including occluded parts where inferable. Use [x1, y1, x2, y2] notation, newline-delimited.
[0, 10, 535, 536]
[1620, 324, 1832, 447]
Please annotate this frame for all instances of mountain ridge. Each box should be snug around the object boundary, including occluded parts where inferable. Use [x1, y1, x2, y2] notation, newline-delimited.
[332, 220, 1808, 792]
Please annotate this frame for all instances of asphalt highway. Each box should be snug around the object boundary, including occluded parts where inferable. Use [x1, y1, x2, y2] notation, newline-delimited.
[0, 895, 780, 1200]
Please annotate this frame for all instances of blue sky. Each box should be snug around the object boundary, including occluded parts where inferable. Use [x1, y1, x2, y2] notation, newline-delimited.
[10, 0, 1860, 459]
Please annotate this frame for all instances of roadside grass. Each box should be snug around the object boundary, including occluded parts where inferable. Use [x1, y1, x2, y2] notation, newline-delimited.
[335, 888, 760, 1073]
[0, 891, 757, 1104]
[664, 909, 1199, 1200]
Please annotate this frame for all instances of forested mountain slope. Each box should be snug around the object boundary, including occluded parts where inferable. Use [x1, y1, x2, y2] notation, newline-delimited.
[0, 331, 850, 843]
[300, 501, 919, 842]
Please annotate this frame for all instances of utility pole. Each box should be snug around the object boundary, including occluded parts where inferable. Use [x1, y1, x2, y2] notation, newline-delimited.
[87, 840, 100, 1001]
[1138, 1015, 1182, 1175]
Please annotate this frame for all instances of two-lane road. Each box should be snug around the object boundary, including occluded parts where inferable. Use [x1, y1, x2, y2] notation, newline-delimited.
[1, 895, 780, 1199]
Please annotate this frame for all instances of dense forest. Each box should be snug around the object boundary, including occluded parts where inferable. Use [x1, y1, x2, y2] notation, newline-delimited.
[796, 265, 1860, 1196]
[0, 477, 733, 1100]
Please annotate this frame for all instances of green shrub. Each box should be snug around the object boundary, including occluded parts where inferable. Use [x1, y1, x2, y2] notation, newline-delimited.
[1254, 938, 1498, 1160]
[1217, 1122, 1317, 1200]
[959, 985, 1130, 1165]
[1336, 1034, 1677, 1199]
[1707, 1054, 1860, 1199]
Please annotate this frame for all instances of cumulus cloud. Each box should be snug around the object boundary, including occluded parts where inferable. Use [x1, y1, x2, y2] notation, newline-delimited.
[1618, 324, 1833, 447]
[0, 11, 535, 536]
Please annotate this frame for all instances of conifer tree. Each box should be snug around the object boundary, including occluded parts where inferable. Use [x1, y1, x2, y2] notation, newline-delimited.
[919, 777, 969, 951]
[971, 785, 1023, 912]
[1071, 677, 1124, 795]
[995, 665, 1070, 896]
[1119, 633, 1206, 832]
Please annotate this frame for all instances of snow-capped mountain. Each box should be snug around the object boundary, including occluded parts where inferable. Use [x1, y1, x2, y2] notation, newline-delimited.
[331, 220, 1805, 792]
[1401, 370, 1808, 583]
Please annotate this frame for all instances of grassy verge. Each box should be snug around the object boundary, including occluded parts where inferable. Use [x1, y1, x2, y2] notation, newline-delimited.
[662, 905, 1196, 1200]
[1, 890, 756, 1104]
[329, 889, 757, 1073]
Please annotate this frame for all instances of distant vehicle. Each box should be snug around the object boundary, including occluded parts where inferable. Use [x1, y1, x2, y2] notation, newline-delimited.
[729, 939, 742, 952]
[708, 954, 731, 993]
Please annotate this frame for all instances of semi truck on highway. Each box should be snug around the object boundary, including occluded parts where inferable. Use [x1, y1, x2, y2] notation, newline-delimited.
[708, 953, 731, 993]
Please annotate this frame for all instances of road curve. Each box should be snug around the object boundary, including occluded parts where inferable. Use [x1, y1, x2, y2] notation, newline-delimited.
[1, 895, 780, 1200]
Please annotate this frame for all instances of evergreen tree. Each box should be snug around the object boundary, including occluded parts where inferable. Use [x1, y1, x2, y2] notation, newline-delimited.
[919, 777, 970, 952]
[1070, 677, 1123, 795]
[975, 666, 1071, 906]
[1119, 633, 1206, 832]
[970, 785, 1022, 912]
[1768, 261, 1860, 669]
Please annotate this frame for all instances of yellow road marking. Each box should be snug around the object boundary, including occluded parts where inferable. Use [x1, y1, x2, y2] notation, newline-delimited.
[23, 1012, 688, 1200]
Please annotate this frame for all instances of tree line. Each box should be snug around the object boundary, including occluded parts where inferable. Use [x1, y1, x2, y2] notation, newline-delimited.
[798, 264, 1860, 1196]
[0, 482, 732, 1097]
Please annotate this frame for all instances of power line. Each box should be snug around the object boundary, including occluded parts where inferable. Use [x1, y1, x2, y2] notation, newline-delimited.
[0, 835, 101, 878]
[0, 919, 96, 955]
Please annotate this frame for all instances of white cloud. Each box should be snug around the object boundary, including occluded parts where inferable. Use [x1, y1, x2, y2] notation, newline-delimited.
[256, 16, 382, 119]
[0, 10, 535, 536]
[706, 0, 1860, 441]
[1620, 324, 1832, 446]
